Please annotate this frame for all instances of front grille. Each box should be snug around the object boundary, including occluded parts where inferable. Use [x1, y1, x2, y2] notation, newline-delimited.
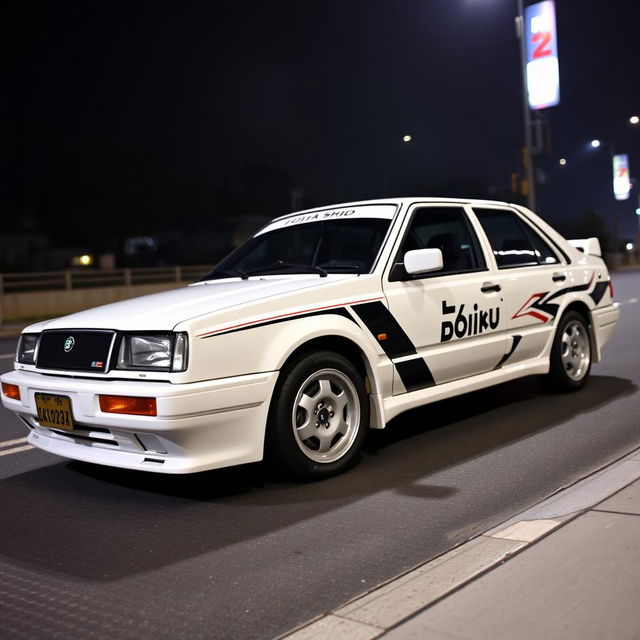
[37, 330, 115, 373]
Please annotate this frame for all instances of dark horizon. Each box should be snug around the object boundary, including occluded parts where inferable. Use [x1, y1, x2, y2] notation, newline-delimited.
[4, 0, 640, 265]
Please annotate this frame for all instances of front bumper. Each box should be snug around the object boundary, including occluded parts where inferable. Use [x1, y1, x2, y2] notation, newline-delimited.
[0, 369, 279, 473]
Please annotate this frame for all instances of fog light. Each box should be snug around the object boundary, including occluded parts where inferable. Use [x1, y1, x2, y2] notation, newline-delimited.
[99, 395, 157, 416]
[1, 383, 21, 400]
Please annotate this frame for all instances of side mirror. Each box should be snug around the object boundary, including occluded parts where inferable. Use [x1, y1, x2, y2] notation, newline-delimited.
[404, 248, 443, 275]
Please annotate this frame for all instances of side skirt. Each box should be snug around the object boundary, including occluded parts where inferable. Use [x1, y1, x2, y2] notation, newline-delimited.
[381, 356, 550, 424]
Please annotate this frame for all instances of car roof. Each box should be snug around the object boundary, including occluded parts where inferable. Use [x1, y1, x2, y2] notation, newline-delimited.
[269, 197, 521, 223]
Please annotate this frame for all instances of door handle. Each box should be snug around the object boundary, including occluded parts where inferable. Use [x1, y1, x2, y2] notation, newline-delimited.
[552, 272, 567, 282]
[481, 282, 501, 293]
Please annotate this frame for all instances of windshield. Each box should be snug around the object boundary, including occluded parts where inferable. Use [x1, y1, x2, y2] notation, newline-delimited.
[202, 214, 393, 280]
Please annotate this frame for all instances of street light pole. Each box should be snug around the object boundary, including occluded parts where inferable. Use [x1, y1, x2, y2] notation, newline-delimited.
[516, 0, 537, 212]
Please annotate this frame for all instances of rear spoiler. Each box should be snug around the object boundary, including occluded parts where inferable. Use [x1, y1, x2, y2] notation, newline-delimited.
[568, 237, 602, 257]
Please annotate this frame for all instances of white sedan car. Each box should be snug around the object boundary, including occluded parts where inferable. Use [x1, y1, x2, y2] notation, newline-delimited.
[1, 198, 619, 479]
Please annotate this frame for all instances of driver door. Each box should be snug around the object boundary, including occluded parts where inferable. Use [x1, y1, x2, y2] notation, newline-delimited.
[383, 204, 507, 395]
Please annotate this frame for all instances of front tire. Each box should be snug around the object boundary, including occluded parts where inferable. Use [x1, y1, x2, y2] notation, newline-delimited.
[266, 350, 369, 480]
[539, 311, 592, 393]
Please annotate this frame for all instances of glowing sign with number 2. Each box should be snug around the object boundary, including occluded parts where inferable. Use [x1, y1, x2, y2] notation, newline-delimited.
[532, 31, 552, 59]
[524, 1, 560, 110]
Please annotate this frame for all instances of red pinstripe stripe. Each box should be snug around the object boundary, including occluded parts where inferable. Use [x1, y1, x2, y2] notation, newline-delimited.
[195, 296, 385, 338]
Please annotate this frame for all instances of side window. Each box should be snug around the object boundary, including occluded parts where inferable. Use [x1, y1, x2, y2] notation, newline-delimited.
[527, 227, 560, 265]
[475, 208, 560, 268]
[396, 206, 485, 277]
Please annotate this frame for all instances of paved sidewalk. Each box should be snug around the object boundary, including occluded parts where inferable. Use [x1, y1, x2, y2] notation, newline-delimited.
[383, 478, 640, 639]
[283, 448, 640, 640]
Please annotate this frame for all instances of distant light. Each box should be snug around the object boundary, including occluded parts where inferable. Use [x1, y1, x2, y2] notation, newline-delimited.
[636, 208, 640, 216]
[625, 243, 634, 251]
[559, 158, 567, 166]
[72, 254, 94, 266]
[630, 116, 640, 125]
[402, 135, 412, 142]
[590, 139, 601, 148]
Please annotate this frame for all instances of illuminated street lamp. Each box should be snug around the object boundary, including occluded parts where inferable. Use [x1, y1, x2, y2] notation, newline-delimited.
[590, 139, 601, 149]
[630, 116, 640, 125]
[402, 134, 412, 142]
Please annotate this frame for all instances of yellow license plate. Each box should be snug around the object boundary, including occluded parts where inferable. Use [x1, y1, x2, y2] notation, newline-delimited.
[35, 393, 75, 431]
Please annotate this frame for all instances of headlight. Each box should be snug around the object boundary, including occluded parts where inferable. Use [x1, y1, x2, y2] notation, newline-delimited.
[17, 333, 40, 364]
[116, 333, 188, 372]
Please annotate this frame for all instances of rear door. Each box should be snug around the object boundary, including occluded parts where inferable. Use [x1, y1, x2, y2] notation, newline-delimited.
[470, 205, 569, 366]
[382, 203, 507, 395]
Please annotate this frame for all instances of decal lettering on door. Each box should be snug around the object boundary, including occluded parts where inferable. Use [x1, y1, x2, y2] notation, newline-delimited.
[440, 301, 500, 342]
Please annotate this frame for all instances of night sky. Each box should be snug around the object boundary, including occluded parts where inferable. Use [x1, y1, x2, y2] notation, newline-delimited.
[4, 0, 640, 261]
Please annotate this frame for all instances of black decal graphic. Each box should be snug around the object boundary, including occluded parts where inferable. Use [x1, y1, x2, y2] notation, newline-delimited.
[395, 359, 436, 392]
[493, 335, 522, 370]
[590, 281, 609, 306]
[351, 301, 416, 359]
[440, 300, 500, 342]
[351, 301, 436, 392]
[512, 273, 598, 324]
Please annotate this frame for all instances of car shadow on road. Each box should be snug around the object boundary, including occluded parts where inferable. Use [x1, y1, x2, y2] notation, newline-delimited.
[0, 374, 635, 581]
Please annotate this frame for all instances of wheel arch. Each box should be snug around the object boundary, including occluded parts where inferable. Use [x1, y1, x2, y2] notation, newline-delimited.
[561, 299, 600, 362]
[276, 333, 386, 429]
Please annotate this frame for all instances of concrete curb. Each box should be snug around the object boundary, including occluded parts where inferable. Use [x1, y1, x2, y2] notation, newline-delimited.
[278, 446, 640, 640]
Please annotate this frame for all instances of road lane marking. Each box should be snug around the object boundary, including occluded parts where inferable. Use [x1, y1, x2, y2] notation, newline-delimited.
[618, 297, 639, 307]
[0, 444, 34, 457]
[0, 353, 16, 360]
[0, 437, 29, 449]
[0, 437, 34, 457]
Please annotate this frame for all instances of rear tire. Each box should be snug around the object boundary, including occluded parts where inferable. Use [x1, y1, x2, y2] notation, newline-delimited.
[539, 311, 592, 393]
[266, 350, 369, 480]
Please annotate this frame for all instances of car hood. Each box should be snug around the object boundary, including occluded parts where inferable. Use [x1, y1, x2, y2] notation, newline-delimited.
[28, 276, 352, 332]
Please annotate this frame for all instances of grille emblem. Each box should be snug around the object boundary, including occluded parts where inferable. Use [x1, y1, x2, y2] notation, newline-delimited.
[63, 336, 75, 353]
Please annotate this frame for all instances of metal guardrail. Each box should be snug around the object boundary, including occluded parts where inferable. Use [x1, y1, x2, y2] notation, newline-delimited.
[0, 265, 211, 294]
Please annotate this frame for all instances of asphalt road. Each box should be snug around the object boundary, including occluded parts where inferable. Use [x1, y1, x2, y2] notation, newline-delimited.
[1, 270, 639, 640]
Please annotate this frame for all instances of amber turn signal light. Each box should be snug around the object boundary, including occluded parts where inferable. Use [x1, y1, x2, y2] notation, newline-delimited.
[1, 383, 21, 400]
[99, 395, 157, 416]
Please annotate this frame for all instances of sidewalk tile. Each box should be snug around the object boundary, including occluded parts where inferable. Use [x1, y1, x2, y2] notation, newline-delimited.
[335, 537, 524, 629]
[283, 615, 382, 640]
[383, 511, 640, 640]
[595, 478, 640, 515]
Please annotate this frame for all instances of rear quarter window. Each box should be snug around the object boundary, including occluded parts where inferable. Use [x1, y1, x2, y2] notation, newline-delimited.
[474, 208, 559, 268]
